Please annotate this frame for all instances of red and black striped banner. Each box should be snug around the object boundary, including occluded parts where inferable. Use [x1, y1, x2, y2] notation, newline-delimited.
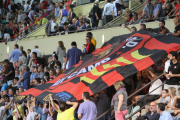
[15, 30, 180, 102]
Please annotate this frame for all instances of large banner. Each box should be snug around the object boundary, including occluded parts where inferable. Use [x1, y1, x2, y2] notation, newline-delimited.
[16, 30, 180, 102]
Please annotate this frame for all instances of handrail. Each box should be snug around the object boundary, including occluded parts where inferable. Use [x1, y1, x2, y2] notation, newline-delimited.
[125, 83, 164, 120]
[17, 14, 178, 41]
[96, 73, 164, 120]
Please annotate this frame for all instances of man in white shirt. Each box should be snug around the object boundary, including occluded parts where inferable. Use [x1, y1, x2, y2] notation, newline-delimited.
[103, 0, 113, 24]
[30, 45, 42, 58]
[17, 10, 25, 23]
[22, 1, 28, 12]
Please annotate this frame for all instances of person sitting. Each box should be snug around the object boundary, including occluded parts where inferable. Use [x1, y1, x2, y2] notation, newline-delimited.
[85, 20, 91, 29]
[155, 89, 170, 105]
[137, 70, 162, 108]
[77, 20, 85, 31]
[165, 87, 179, 110]
[137, 102, 160, 120]
[157, 103, 173, 120]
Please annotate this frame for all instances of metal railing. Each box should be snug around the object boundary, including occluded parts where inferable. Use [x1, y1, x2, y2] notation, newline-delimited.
[16, 14, 178, 41]
[96, 73, 164, 120]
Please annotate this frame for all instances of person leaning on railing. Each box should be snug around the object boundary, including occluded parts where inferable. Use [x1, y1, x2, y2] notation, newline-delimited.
[111, 81, 128, 120]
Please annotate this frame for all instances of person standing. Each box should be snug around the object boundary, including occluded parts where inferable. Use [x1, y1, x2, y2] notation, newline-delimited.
[83, 36, 95, 55]
[8, 44, 22, 63]
[167, 17, 180, 37]
[59, 5, 68, 26]
[45, 16, 58, 36]
[103, 0, 113, 24]
[78, 92, 97, 120]
[30, 45, 42, 58]
[20, 65, 30, 90]
[17, 10, 25, 23]
[86, 32, 96, 48]
[54, 2, 60, 18]
[26, 49, 31, 65]
[3, 59, 15, 86]
[50, 95, 78, 120]
[112, 81, 128, 120]
[68, 8, 76, 24]
[141, 0, 154, 22]
[64, 41, 82, 70]
[0, 0, 4, 17]
[92, 0, 102, 27]
[94, 90, 108, 120]
[164, 51, 180, 94]
[56, 41, 66, 65]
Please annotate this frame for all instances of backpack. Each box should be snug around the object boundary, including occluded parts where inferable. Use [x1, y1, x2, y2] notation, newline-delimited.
[62, 9, 69, 16]
[88, 7, 93, 18]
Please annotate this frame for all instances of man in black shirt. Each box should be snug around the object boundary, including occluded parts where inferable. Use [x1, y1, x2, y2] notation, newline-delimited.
[3, 59, 15, 86]
[167, 17, 180, 37]
[92, 0, 101, 27]
[147, 20, 170, 34]
[83, 36, 95, 55]
[164, 51, 180, 95]
[137, 102, 160, 120]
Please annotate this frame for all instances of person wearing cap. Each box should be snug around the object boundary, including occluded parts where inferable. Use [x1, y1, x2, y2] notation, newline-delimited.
[4, 59, 15, 86]
[30, 45, 42, 58]
[64, 41, 82, 70]
[8, 44, 22, 63]
[92, 0, 101, 27]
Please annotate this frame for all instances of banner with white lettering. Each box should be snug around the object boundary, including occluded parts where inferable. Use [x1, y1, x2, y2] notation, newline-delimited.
[16, 30, 180, 102]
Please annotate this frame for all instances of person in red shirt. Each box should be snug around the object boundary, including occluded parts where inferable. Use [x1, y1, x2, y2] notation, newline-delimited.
[42, 0, 48, 9]
[65, 0, 72, 11]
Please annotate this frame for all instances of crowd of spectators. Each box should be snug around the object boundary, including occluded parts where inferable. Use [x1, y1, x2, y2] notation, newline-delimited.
[1, 0, 180, 41]
[1, 0, 180, 120]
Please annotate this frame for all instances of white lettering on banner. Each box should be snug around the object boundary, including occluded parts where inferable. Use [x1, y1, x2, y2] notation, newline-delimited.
[123, 36, 143, 49]
[76, 68, 87, 76]
[51, 57, 111, 87]
[126, 41, 139, 47]
[88, 65, 95, 72]
[67, 71, 78, 79]
[95, 62, 101, 67]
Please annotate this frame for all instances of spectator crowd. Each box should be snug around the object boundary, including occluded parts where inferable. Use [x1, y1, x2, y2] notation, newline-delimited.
[0, 0, 180, 120]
